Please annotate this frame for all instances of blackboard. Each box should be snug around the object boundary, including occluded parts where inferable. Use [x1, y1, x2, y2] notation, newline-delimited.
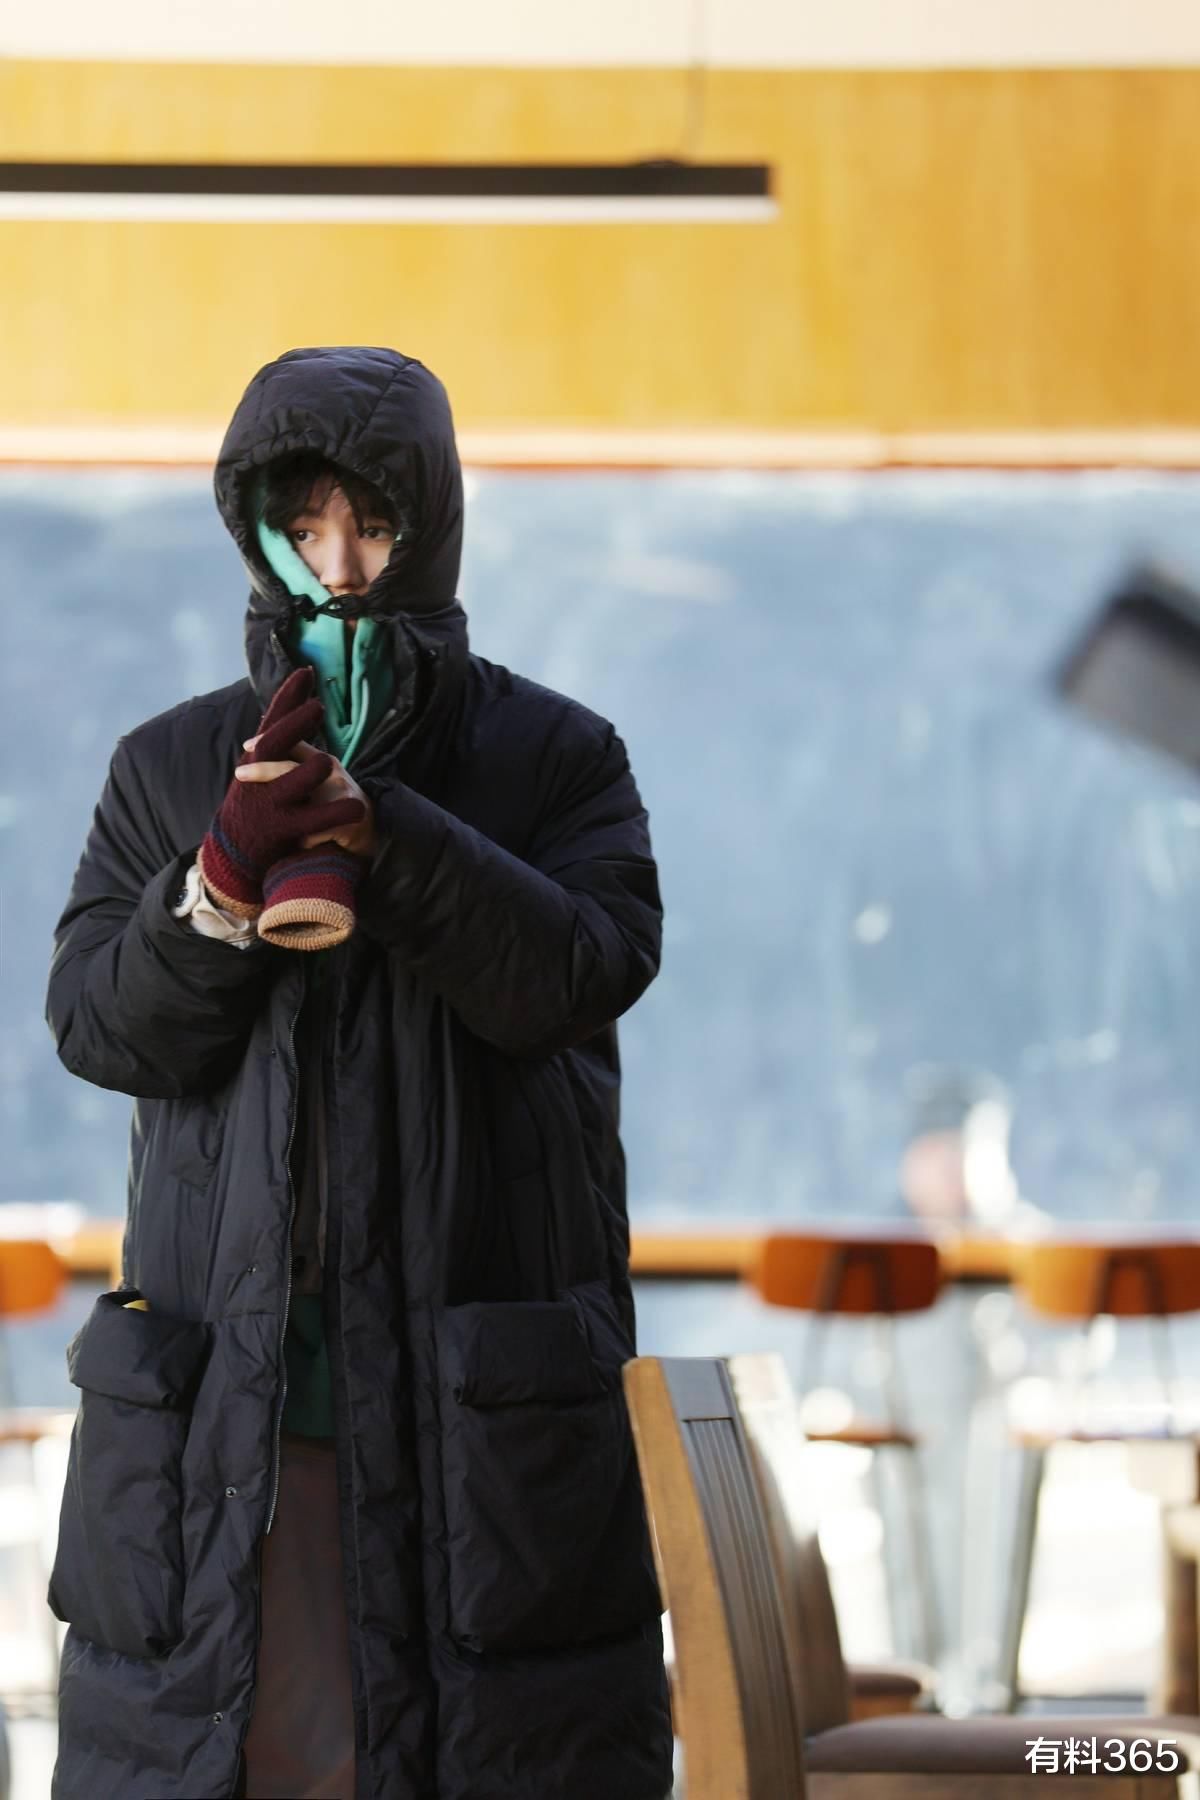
[6, 466, 1200, 1226]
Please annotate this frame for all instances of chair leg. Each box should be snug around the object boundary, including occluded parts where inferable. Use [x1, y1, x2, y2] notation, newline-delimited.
[868, 1450, 906, 1659]
[998, 1443, 1046, 1710]
[897, 1443, 942, 1667]
[31, 1436, 62, 1691]
[872, 1314, 941, 1664]
[953, 1390, 1007, 1712]
[871, 1447, 942, 1666]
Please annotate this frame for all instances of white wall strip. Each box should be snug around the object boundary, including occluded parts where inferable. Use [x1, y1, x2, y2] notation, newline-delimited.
[4, 0, 1198, 69]
[0, 193, 776, 223]
[6, 426, 1200, 470]
[3, 0, 695, 66]
[709, 0, 1200, 69]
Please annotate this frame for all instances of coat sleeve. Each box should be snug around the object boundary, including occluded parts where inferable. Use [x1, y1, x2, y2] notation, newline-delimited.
[357, 716, 662, 1058]
[46, 735, 277, 1098]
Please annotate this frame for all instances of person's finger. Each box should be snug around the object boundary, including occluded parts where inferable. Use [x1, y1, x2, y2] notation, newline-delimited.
[245, 733, 325, 759]
[265, 754, 335, 805]
[234, 755, 328, 792]
[299, 829, 352, 849]
[255, 696, 325, 763]
[256, 667, 314, 737]
[251, 669, 315, 755]
[235, 759, 299, 782]
[293, 797, 367, 838]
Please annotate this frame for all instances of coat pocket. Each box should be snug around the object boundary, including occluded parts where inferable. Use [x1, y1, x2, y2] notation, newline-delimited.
[436, 1280, 662, 1654]
[48, 1289, 211, 1659]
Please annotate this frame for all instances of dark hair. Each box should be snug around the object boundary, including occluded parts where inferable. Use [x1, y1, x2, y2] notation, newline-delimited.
[258, 451, 399, 535]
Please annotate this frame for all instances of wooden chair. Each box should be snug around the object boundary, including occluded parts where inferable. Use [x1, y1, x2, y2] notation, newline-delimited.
[750, 1230, 943, 1660]
[1000, 1238, 1200, 1709]
[624, 1353, 1200, 1799]
[727, 1351, 935, 1726]
[658, 1351, 932, 1734]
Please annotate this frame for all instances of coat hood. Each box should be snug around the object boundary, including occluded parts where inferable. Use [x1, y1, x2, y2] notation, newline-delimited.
[214, 346, 469, 731]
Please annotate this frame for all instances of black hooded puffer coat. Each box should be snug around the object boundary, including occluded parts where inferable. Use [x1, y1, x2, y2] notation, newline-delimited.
[45, 347, 673, 1799]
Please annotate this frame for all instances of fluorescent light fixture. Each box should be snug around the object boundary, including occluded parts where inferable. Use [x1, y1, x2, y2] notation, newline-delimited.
[0, 195, 776, 223]
[0, 160, 776, 224]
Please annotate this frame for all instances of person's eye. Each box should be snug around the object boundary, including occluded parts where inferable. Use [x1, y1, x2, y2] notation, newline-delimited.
[362, 525, 396, 542]
[288, 528, 313, 544]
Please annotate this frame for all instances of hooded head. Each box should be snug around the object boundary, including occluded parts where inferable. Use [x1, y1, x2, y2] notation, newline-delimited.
[216, 345, 463, 618]
[214, 347, 469, 756]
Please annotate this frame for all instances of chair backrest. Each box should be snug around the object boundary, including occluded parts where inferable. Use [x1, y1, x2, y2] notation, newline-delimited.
[623, 1356, 809, 1800]
[727, 1351, 853, 1735]
[753, 1232, 942, 1316]
[1013, 1239, 1200, 1320]
[0, 1240, 65, 1318]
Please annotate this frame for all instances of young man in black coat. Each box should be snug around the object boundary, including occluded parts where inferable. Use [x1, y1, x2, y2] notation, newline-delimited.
[46, 346, 673, 1800]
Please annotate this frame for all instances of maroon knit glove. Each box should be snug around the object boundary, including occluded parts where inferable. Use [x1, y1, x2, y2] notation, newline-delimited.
[198, 668, 366, 917]
[258, 844, 369, 951]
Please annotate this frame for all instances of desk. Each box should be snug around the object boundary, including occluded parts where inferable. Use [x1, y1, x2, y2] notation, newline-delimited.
[53, 1219, 1022, 1288]
[627, 1224, 1020, 1285]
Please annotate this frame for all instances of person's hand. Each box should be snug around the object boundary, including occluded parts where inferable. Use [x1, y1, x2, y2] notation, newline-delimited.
[197, 670, 366, 917]
[237, 737, 377, 860]
[235, 717, 377, 951]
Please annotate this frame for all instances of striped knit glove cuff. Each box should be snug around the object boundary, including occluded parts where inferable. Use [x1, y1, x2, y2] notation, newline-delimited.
[258, 846, 368, 952]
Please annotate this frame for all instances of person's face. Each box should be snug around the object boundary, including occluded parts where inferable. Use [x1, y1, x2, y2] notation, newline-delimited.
[288, 481, 397, 620]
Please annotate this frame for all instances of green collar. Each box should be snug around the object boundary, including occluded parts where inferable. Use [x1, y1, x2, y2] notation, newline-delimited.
[254, 513, 394, 767]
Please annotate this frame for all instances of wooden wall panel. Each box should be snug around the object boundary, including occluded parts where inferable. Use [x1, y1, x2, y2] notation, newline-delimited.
[1, 62, 1199, 435]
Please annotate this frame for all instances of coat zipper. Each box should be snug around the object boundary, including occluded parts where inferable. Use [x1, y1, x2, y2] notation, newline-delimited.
[314, 1034, 330, 1270]
[306, 960, 372, 1762]
[307, 957, 372, 1756]
[317, 969, 372, 1765]
[265, 984, 305, 1535]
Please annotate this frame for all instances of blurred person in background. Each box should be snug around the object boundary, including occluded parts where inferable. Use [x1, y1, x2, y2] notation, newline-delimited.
[899, 1066, 1021, 1228]
[44, 346, 671, 1800]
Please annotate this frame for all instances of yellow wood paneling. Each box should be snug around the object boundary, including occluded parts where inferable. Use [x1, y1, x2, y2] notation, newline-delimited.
[2, 62, 1200, 434]
[0, 63, 683, 162]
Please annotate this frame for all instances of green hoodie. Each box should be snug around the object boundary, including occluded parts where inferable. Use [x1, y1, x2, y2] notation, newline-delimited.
[254, 511, 394, 763]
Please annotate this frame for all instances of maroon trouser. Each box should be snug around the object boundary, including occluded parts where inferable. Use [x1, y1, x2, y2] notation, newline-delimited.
[241, 1434, 357, 1799]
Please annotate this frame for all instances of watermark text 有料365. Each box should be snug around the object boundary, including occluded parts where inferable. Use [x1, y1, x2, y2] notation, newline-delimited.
[1025, 1738, 1180, 1775]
